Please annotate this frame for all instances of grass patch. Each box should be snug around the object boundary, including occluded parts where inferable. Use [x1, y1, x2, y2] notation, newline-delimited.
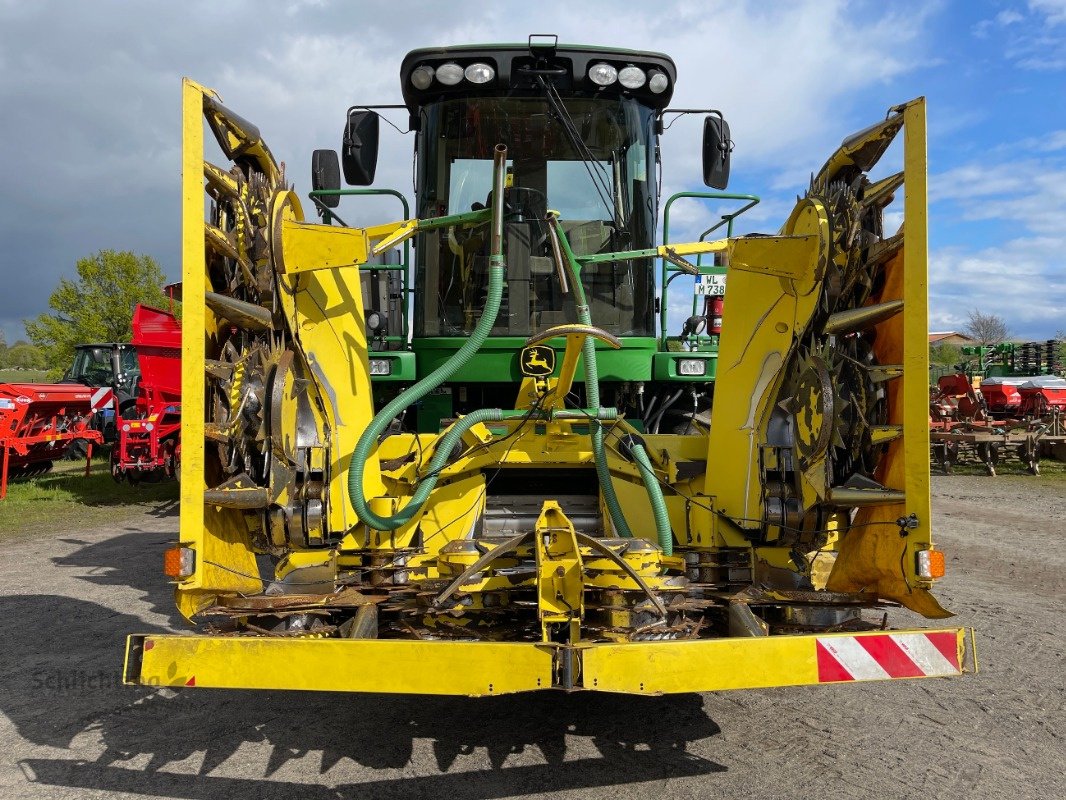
[0, 449, 177, 538]
[932, 452, 1066, 479]
[0, 369, 49, 383]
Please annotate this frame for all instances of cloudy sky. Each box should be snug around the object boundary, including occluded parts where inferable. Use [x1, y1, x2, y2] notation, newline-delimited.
[1, 0, 1064, 345]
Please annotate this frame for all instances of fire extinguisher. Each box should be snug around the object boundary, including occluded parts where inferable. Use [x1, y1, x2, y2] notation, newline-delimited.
[708, 294, 724, 337]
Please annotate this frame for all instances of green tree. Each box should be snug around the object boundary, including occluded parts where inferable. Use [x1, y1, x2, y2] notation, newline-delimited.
[25, 250, 169, 377]
[929, 342, 963, 368]
[5, 340, 45, 370]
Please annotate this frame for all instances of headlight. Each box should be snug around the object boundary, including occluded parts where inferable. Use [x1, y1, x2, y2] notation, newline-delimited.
[464, 62, 495, 84]
[0, 399, 14, 410]
[588, 62, 618, 86]
[121, 423, 131, 432]
[436, 62, 464, 86]
[145, 422, 154, 432]
[618, 66, 646, 89]
[368, 358, 392, 376]
[678, 359, 707, 376]
[410, 65, 435, 90]
[365, 310, 385, 333]
[648, 70, 669, 94]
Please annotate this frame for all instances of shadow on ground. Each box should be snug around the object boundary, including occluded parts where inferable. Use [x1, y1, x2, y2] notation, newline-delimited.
[52, 529, 186, 627]
[58, 470, 180, 509]
[3, 592, 727, 799]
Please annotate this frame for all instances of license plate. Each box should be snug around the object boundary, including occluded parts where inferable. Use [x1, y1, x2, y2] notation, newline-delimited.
[696, 274, 727, 295]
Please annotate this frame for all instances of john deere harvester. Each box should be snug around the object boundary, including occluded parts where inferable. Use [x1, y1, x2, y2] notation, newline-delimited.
[125, 38, 975, 695]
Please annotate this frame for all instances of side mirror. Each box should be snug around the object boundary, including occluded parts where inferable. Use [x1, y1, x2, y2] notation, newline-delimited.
[311, 149, 341, 208]
[342, 110, 379, 186]
[702, 115, 731, 190]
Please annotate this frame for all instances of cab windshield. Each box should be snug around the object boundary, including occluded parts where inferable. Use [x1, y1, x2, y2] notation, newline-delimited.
[66, 346, 138, 387]
[415, 95, 657, 338]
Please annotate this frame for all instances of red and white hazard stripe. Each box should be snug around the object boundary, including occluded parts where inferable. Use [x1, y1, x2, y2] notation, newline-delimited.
[816, 632, 961, 682]
[90, 387, 114, 411]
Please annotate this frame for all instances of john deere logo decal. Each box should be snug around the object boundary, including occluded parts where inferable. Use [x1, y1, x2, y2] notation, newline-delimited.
[520, 345, 555, 377]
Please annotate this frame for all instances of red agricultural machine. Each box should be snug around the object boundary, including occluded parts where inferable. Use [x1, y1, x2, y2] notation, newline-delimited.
[110, 304, 182, 482]
[982, 375, 1066, 418]
[930, 373, 986, 425]
[929, 370, 1066, 475]
[0, 382, 107, 498]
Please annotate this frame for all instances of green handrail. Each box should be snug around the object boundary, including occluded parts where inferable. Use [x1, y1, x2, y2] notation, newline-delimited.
[659, 192, 759, 347]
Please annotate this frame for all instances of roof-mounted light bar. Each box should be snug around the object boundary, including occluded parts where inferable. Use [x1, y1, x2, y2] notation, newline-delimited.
[400, 43, 678, 110]
[410, 60, 496, 89]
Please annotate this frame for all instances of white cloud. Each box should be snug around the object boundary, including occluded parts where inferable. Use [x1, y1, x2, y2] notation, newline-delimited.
[980, 1, 1066, 69]
[929, 148, 1066, 337]
[0, 0, 940, 343]
[1037, 129, 1066, 150]
[929, 237, 1066, 334]
[932, 160, 1066, 235]
[973, 2, 1066, 67]
[1030, 0, 1066, 25]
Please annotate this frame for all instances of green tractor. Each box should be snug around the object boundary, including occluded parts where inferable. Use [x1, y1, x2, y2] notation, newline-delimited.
[63, 342, 140, 443]
[310, 37, 753, 435]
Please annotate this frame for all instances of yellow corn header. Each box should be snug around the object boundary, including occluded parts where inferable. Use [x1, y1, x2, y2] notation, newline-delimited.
[124, 64, 974, 696]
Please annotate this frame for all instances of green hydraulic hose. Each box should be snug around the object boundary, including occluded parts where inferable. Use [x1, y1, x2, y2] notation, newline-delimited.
[547, 215, 674, 554]
[630, 443, 673, 556]
[547, 214, 633, 540]
[348, 145, 508, 532]
[358, 408, 503, 530]
[581, 336, 632, 539]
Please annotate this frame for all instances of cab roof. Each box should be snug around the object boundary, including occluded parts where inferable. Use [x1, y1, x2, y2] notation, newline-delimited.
[400, 41, 677, 112]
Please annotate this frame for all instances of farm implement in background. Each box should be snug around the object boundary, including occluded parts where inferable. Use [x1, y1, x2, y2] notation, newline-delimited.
[0, 382, 107, 498]
[930, 364, 1066, 475]
[0, 301, 182, 496]
[110, 304, 182, 482]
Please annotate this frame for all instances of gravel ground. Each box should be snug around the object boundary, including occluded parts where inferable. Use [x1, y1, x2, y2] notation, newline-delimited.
[0, 475, 1062, 800]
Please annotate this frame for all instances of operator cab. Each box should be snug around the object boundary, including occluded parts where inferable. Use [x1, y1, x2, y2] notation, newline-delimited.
[311, 36, 736, 431]
[399, 41, 677, 340]
[65, 343, 138, 394]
